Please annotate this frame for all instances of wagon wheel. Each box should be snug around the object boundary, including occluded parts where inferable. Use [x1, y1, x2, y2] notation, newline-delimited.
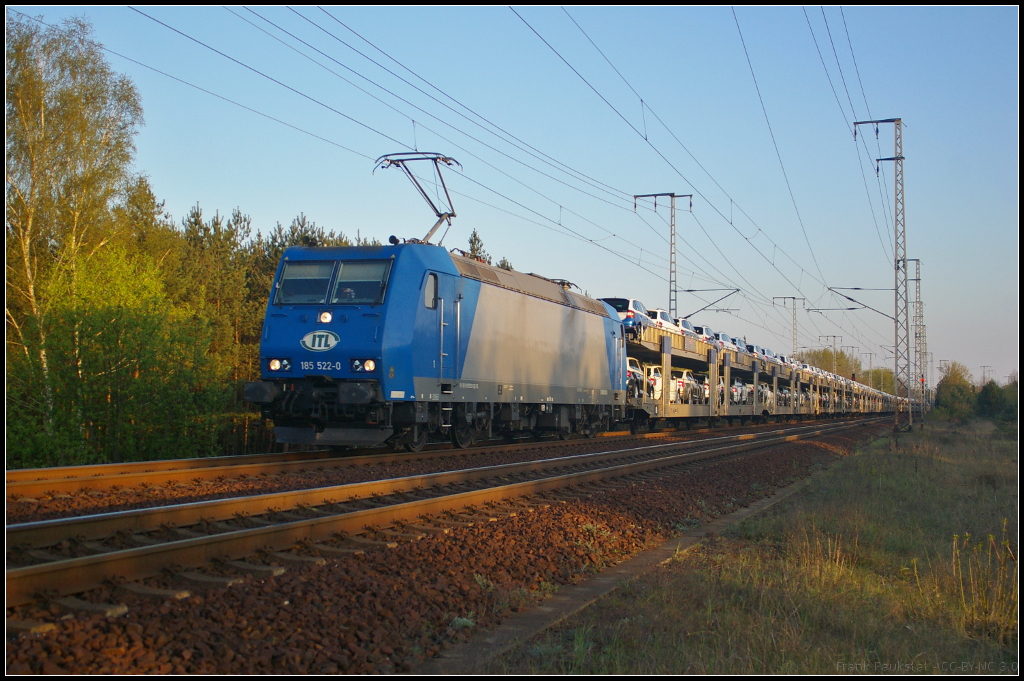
[404, 426, 428, 452]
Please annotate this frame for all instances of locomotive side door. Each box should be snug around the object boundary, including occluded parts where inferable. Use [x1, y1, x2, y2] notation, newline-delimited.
[435, 273, 461, 388]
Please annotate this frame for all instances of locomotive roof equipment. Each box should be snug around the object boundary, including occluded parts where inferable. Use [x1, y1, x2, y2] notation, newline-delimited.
[374, 152, 461, 244]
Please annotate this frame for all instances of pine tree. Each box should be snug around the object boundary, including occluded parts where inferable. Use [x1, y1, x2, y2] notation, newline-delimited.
[467, 228, 491, 264]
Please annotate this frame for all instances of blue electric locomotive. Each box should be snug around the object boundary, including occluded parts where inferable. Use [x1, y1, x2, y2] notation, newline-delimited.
[244, 243, 628, 450]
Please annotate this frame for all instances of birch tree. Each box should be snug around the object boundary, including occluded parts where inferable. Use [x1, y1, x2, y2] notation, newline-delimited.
[6, 13, 143, 432]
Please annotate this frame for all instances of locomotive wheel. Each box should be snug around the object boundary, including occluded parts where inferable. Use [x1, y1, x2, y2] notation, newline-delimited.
[451, 422, 475, 449]
[404, 426, 428, 452]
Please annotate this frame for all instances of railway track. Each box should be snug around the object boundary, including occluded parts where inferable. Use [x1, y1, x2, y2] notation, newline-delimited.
[6, 418, 880, 608]
[4, 418, 832, 499]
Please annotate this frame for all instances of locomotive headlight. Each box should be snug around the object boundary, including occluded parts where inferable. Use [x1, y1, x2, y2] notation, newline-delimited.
[350, 358, 377, 372]
[363, 359, 376, 372]
[318, 311, 333, 324]
[269, 359, 281, 371]
[268, 359, 291, 371]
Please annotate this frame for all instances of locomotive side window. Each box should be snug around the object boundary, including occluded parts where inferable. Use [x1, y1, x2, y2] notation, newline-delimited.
[329, 261, 392, 305]
[424, 273, 438, 309]
[274, 262, 336, 304]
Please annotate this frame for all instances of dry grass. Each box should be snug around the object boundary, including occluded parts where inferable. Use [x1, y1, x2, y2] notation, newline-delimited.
[490, 420, 1018, 674]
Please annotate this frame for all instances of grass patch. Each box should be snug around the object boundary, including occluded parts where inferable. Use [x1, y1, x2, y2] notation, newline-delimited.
[491, 421, 1018, 674]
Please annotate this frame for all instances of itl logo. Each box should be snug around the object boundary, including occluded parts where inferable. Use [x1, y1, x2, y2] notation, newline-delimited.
[300, 330, 340, 352]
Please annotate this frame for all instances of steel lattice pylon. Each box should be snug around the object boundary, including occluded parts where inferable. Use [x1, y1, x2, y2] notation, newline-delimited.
[909, 259, 928, 421]
[670, 198, 677, 318]
[854, 117, 911, 432]
[921, 306, 928, 411]
[774, 297, 804, 357]
[892, 121, 911, 431]
[633, 193, 691, 318]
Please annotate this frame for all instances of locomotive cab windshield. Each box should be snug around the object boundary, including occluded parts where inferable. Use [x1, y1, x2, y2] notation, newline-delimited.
[274, 259, 393, 306]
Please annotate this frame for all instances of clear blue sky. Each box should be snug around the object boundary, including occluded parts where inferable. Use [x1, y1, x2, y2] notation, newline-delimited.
[11, 6, 1019, 385]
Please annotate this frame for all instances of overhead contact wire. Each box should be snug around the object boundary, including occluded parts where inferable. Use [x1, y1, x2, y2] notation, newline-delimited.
[246, 6, 671, 251]
[316, 6, 645, 208]
[222, 6, 671, 267]
[562, 5, 842, 308]
[802, 7, 890, 263]
[127, 6, 411, 149]
[524, 6, 836, 341]
[731, 7, 828, 287]
[34, 9, 670, 283]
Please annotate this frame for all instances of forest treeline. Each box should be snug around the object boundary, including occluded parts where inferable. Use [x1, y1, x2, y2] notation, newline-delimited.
[6, 15, 373, 468]
[932, 362, 1017, 423]
[793, 348, 896, 394]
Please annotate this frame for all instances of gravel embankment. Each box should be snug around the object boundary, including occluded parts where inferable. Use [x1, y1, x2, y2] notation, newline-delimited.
[5, 429, 879, 674]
